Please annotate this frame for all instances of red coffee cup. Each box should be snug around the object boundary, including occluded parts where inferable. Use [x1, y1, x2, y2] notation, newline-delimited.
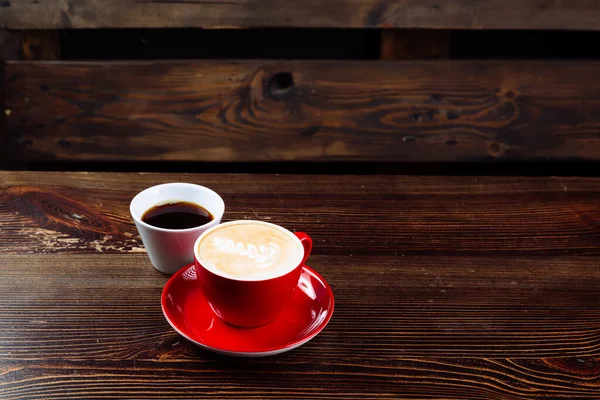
[193, 220, 312, 328]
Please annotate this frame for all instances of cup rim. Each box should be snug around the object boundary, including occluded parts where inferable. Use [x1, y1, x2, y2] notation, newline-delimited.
[130, 182, 225, 234]
[194, 220, 305, 282]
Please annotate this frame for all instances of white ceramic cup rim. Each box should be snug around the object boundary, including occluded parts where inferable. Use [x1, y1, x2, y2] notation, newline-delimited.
[130, 182, 225, 233]
[194, 220, 305, 282]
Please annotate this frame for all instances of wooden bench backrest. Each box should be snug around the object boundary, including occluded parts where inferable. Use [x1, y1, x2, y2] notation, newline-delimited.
[2, 2, 600, 166]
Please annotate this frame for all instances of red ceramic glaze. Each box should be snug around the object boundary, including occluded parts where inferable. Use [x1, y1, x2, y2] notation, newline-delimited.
[161, 263, 334, 357]
[194, 231, 312, 328]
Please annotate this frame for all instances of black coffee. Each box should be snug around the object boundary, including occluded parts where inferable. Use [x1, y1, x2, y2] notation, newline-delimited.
[142, 201, 213, 229]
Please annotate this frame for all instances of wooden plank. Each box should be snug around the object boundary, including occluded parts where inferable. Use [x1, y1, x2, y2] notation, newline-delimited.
[0, 31, 17, 167]
[1, 63, 5, 168]
[1, 358, 599, 399]
[2, 0, 600, 30]
[2, 172, 600, 397]
[6, 60, 600, 163]
[1, 252, 600, 359]
[1, 30, 58, 168]
[2, 172, 600, 256]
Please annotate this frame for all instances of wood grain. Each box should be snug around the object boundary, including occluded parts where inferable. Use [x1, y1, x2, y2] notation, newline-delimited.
[1, 171, 600, 398]
[7, 60, 600, 163]
[2, 0, 600, 30]
[2, 172, 600, 256]
[1, 358, 599, 399]
[1, 252, 600, 360]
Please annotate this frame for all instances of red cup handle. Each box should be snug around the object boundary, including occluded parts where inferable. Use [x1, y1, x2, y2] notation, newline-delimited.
[295, 232, 312, 266]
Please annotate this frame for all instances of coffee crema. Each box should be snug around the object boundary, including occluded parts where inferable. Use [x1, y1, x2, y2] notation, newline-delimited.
[198, 221, 303, 280]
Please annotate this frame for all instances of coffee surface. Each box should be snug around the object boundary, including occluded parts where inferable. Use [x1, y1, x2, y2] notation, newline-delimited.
[142, 201, 213, 229]
[198, 222, 303, 280]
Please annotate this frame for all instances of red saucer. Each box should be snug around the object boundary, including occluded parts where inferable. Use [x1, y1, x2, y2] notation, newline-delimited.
[161, 263, 334, 357]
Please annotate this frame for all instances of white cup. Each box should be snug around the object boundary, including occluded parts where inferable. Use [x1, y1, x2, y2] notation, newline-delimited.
[130, 183, 225, 275]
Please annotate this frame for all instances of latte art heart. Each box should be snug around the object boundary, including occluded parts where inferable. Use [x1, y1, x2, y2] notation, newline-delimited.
[212, 238, 281, 270]
[198, 221, 304, 280]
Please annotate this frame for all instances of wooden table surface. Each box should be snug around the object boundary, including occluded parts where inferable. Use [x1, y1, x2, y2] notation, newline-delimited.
[1, 171, 599, 399]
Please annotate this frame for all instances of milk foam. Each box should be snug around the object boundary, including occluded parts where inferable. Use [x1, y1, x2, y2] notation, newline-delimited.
[198, 221, 303, 280]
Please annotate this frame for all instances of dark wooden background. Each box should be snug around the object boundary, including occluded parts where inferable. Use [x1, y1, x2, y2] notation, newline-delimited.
[7, 60, 600, 164]
[3, 3, 600, 173]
